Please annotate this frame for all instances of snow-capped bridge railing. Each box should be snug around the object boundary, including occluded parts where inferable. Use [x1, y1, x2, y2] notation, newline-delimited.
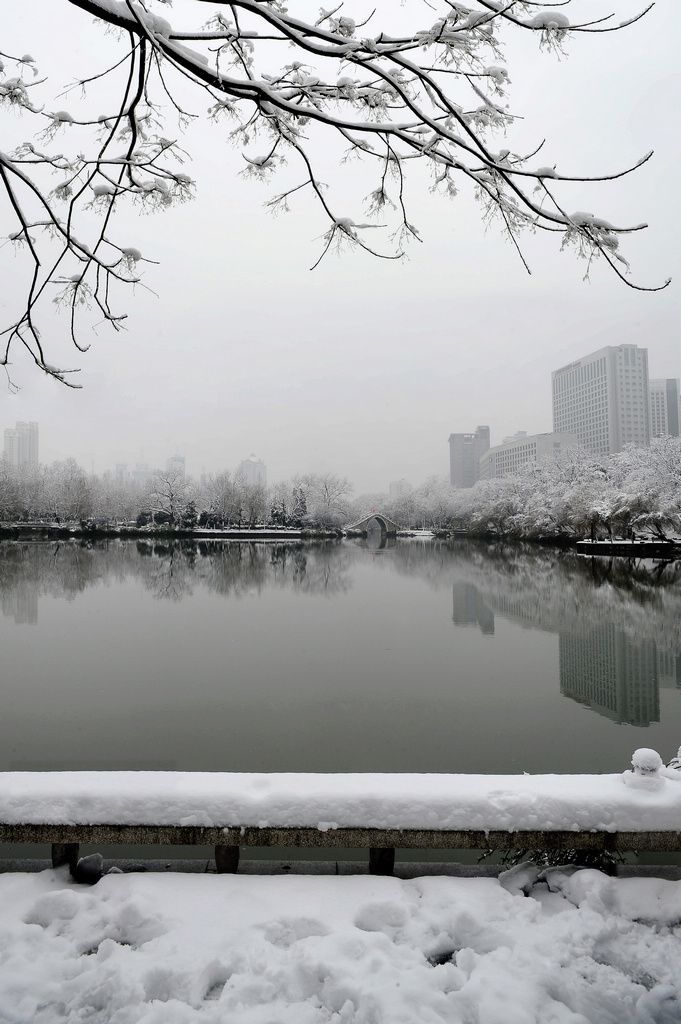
[2, 754, 680, 879]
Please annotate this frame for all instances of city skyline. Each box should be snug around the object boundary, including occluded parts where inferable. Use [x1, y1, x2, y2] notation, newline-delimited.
[1, 2, 678, 495]
[4, 343, 681, 491]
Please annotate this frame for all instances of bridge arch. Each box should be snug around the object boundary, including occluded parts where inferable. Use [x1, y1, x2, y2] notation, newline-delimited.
[344, 512, 400, 536]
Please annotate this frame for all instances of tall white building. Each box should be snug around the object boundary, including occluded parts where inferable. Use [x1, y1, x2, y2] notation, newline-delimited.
[238, 454, 266, 487]
[649, 379, 680, 438]
[480, 431, 578, 480]
[552, 344, 650, 456]
[3, 421, 39, 469]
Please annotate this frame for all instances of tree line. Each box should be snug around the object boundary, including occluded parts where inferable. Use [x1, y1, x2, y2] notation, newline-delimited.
[0, 463, 354, 530]
[1, 436, 680, 540]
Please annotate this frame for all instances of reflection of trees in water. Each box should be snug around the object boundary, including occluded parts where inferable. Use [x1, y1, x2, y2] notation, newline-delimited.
[1, 538, 679, 650]
[197, 540, 353, 598]
[0, 540, 112, 607]
[0, 539, 354, 616]
[386, 540, 681, 656]
[385, 539, 681, 726]
[136, 541, 195, 601]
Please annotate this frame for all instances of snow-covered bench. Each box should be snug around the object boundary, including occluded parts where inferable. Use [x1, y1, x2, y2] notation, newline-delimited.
[2, 758, 680, 877]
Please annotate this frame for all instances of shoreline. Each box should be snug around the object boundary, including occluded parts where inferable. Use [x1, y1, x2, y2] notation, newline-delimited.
[0, 523, 679, 558]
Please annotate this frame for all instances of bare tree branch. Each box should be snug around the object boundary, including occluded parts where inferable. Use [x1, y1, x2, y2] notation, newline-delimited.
[0, 0, 669, 387]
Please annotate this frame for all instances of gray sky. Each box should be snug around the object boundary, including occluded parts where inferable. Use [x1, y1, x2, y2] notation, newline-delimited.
[1, 0, 679, 492]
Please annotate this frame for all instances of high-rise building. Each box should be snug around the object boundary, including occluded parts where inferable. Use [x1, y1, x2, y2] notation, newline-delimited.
[3, 421, 39, 469]
[131, 462, 153, 487]
[649, 379, 680, 438]
[480, 431, 578, 480]
[238, 454, 266, 487]
[166, 454, 186, 477]
[552, 345, 650, 456]
[389, 479, 413, 498]
[448, 426, 490, 488]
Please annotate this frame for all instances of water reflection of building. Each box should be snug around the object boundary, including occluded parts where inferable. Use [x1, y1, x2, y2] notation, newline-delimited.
[1, 586, 38, 625]
[452, 583, 494, 635]
[476, 584, 678, 726]
[559, 625, 659, 726]
[486, 593, 558, 635]
[658, 649, 681, 690]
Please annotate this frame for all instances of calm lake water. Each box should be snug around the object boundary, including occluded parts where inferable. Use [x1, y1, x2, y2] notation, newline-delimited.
[2, 537, 681, 780]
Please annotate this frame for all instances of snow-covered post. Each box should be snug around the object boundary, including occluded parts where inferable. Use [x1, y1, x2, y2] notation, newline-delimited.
[622, 748, 665, 790]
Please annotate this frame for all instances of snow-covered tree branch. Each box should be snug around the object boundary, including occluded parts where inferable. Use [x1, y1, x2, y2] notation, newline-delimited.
[0, 0, 668, 386]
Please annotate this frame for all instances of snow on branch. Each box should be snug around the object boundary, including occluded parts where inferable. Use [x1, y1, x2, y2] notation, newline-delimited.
[0, 0, 668, 386]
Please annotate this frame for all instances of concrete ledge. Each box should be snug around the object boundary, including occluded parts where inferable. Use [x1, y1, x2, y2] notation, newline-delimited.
[2, 824, 681, 852]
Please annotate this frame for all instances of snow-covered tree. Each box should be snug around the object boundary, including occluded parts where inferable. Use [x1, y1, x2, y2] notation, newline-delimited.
[269, 480, 305, 528]
[145, 465, 193, 524]
[610, 438, 681, 540]
[90, 471, 140, 524]
[204, 470, 243, 526]
[0, 460, 20, 520]
[241, 479, 267, 527]
[0, 0, 667, 386]
[301, 472, 353, 527]
[42, 458, 94, 521]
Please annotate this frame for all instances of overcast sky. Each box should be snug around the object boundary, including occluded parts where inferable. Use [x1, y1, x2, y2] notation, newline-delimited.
[1, 0, 679, 493]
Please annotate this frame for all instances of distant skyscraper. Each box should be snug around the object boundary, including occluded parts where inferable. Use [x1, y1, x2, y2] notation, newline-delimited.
[649, 379, 680, 438]
[389, 479, 413, 498]
[166, 454, 186, 477]
[480, 431, 578, 480]
[238, 453, 266, 487]
[3, 421, 39, 469]
[448, 426, 490, 488]
[131, 462, 153, 487]
[552, 344, 649, 455]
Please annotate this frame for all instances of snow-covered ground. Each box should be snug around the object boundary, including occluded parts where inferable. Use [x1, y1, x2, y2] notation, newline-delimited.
[2, 864, 681, 1023]
[3, 758, 681, 1021]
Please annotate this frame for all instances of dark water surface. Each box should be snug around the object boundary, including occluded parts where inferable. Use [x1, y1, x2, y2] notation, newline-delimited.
[2, 537, 681, 778]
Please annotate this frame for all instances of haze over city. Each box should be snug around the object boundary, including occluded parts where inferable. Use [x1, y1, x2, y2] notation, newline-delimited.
[1, 1, 678, 492]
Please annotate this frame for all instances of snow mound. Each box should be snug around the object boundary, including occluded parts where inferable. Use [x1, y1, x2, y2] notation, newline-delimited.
[1, 869, 680, 1023]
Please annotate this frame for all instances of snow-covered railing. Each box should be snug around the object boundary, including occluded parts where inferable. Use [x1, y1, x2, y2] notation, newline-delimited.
[2, 752, 680, 879]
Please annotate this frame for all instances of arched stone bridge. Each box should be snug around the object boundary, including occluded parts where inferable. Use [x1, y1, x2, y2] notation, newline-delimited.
[344, 512, 401, 536]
